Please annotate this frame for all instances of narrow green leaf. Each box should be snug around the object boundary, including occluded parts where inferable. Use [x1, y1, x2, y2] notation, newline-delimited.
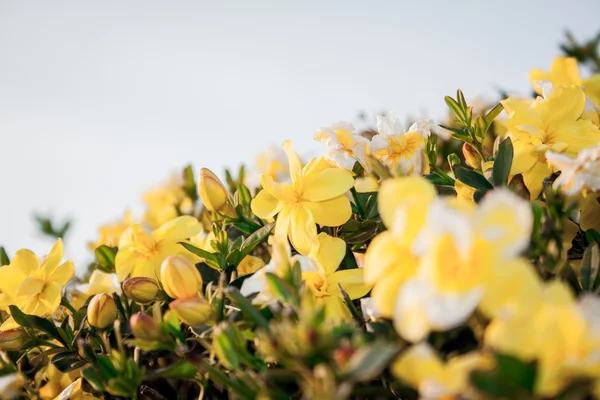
[179, 242, 218, 262]
[474, 116, 487, 141]
[493, 137, 514, 186]
[265, 273, 296, 304]
[484, 103, 504, 128]
[579, 243, 600, 291]
[495, 353, 536, 393]
[182, 164, 198, 201]
[238, 222, 275, 259]
[342, 341, 401, 382]
[82, 367, 105, 391]
[0, 247, 9, 266]
[454, 167, 493, 191]
[224, 287, 270, 331]
[146, 360, 198, 380]
[445, 96, 466, 125]
[456, 89, 468, 109]
[95, 246, 117, 272]
[9, 305, 68, 347]
[338, 284, 364, 328]
[197, 360, 255, 400]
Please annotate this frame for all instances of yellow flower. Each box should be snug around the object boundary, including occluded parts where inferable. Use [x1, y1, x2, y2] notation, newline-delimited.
[300, 233, 371, 322]
[115, 216, 202, 281]
[53, 378, 101, 400]
[370, 112, 432, 174]
[0, 239, 75, 331]
[143, 174, 192, 229]
[39, 364, 75, 399]
[313, 121, 370, 171]
[245, 145, 289, 188]
[392, 343, 489, 398]
[363, 177, 436, 317]
[454, 179, 476, 204]
[88, 210, 134, 249]
[198, 168, 230, 212]
[354, 176, 379, 193]
[251, 141, 354, 255]
[502, 84, 600, 198]
[393, 189, 532, 342]
[530, 56, 600, 106]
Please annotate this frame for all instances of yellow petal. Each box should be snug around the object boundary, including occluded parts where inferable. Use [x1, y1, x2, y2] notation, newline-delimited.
[302, 156, 333, 177]
[378, 176, 436, 229]
[510, 146, 537, 175]
[391, 343, 444, 388]
[364, 232, 419, 286]
[260, 174, 295, 203]
[324, 296, 352, 322]
[48, 260, 75, 286]
[15, 277, 45, 298]
[550, 120, 600, 155]
[523, 160, 551, 200]
[583, 74, 600, 106]
[274, 205, 292, 238]
[329, 269, 371, 299]
[288, 205, 318, 256]
[152, 216, 202, 242]
[0, 317, 20, 332]
[251, 189, 282, 219]
[8, 249, 39, 276]
[540, 85, 586, 133]
[301, 168, 354, 201]
[0, 266, 29, 298]
[115, 249, 135, 282]
[304, 195, 352, 227]
[41, 239, 64, 272]
[283, 140, 303, 186]
[370, 270, 410, 318]
[38, 281, 62, 313]
[313, 233, 346, 276]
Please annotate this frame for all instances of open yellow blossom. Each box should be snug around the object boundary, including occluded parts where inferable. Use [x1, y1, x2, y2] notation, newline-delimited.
[143, 174, 193, 229]
[115, 216, 203, 281]
[314, 121, 370, 171]
[392, 343, 489, 399]
[530, 56, 600, 106]
[502, 84, 600, 199]
[370, 112, 432, 174]
[39, 364, 78, 399]
[71, 270, 120, 310]
[88, 210, 133, 249]
[546, 146, 600, 196]
[364, 176, 436, 317]
[394, 189, 532, 342]
[251, 141, 354, 255]
[0, 239, 75, 331]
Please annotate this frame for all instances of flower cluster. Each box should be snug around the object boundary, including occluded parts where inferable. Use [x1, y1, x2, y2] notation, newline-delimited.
[2, 34, 600, 400]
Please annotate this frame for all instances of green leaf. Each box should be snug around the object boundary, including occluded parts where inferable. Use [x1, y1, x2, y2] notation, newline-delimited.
[196, 360, 255, 400]
[96, 355, 119, 380]
[470, 370, 514, 397]
[484, 103, 504, 127]
[474, 116, 487, 141]
[236, 184, 253, 207]
[456, 89, 468, 109]
[9, 305, 68, 347]
[179, 242, 218, 263]
[197, 263, 221, 286]
[445, 96, 466, 125]
[224, 287, 270, 331]
[265, 273, 297, 304]
[52, 352, 85, 372]
[238, 222, 275, 259]
[586, 229, 600, 245]
[146, 360, 198, 380]
[182, 164, 198, 201]
[0, 247, 9, 266]
[493, 137, 514, 186]
[495, 353, 536, 393]
[338, 284, 364, 327]
[454, 167, 493, 191]
[95, 245, 117, 273]
[579, 243, 600, 291]
[342, 341, 401, 382]
[82, 367, 105, 391]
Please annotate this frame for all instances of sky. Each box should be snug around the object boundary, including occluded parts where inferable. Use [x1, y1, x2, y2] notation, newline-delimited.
[1, 0, 599, 272]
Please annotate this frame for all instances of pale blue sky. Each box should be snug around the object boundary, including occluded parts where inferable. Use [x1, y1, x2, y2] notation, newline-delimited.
[1, 0, 599, 269]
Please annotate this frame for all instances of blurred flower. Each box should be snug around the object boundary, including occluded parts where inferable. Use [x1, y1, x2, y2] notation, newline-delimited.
[502, 83, 600, 198]
[0, 329, 26, 351]
[53, 378, 100, 400]
[169, 297, 212, 326]
[251, 141, 354, 255]
[122, 277, 159, 304]
[160, 255, 203, 299]
[354, 176, 379, 193]
[87, 293, 117, 329]
[88, 210, 134, 249]
[71, 270, 120, 310]
[143, 174, 192, 229]
[245, 144, 289, 188]
[130, 312, 163, 341]
[530, 56, 600, 106]
[115, 216, 202, 281]
[0, 239, 75, 331]
[313, 121, 370, 171]
[546, 145, 600, 195]
[39, 364, 75, 399]
[0, 373, 24, 399]
[370, 112, 432, 174]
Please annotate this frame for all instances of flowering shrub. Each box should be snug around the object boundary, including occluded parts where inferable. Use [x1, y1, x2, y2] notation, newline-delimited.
[2, 33, 600, 400]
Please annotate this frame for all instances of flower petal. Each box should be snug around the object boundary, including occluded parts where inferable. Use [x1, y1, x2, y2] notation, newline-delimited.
[49, 260, 76, 286]
[378, 176, 436, 231]
[540, 85, 586, 132]
[523, 160, 551, 199]
[38, 281, 62, 315]
[8, 249, 39, 276]
[288, 205, 318, 256]
[304, 195, 352, 227]
[115, 248, 135, 282]
[152, 216, 203, 242]
[313, 233, 346, 276]
[251, 189, 282, 219]
[301, 168, 354, 201]
[329, 269, 371, 299]
[283, 140, 303, 187]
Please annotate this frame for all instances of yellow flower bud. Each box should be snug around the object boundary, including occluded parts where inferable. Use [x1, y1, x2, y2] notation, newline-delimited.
[0, 329, 27, 351]
[130, 313, 163, 341]
[198, 168, 229, 212]
[237, 255, 265, 276]
[160, 255, 203, 299]
[123, 277, 159, 304]
[462, 143, 482, 169]
[169, 297, 212, 326]
[87, 293, 117, 329]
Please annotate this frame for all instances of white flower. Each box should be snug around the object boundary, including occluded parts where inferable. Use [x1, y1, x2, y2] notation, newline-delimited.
[370, 112, 433, 174]
[245, 145, 289, 188]
[313, 121, 370, 171]
[546, 146, 600, 195]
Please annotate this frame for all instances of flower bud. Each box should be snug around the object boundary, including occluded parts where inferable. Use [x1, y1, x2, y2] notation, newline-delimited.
[123, 277, 159, 304]
[130, 313, 163, 341]
[160, 255, 203, 299]
[87, 294, 117, 329]
[0, 329, 27, 351]
[198, 168, 229, 212]
[169, 297, 212, 326]
[462, 143, 482, 169]
[237, 255, 265, 276]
